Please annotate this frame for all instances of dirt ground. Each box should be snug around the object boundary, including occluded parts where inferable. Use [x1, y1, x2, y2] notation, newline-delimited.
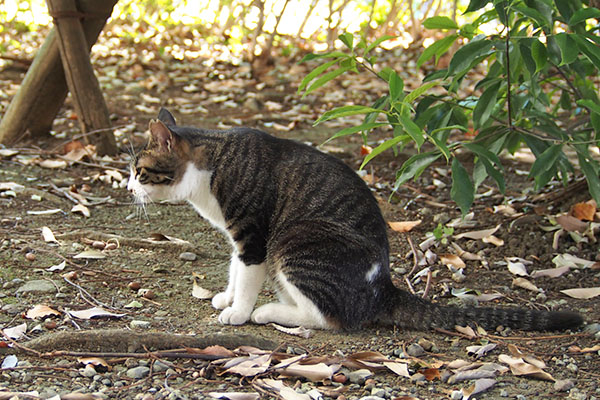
[0, 55, 599, 399]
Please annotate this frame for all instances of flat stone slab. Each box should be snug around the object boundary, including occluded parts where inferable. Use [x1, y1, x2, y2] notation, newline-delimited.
[16, 280, 59, 294]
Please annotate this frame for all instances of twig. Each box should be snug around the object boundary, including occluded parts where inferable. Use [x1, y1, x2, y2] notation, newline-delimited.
[41, 349, 228, 361]
[422, 269, 433, 299]
[63, 277, 116, 310]
[405, 234, 419, 277]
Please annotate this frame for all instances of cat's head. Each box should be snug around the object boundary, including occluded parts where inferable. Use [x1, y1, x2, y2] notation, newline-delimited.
[127, 108, 195, 203]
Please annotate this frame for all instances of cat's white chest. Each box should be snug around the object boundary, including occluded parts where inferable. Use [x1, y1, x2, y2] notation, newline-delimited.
[174, 163, 227, 232]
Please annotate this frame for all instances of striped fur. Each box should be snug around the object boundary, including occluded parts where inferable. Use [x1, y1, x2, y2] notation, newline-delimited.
[128, 108, 583, 332]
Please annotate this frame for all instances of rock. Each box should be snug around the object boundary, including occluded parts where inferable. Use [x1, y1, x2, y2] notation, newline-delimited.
[417, 338, 435, 352]
[346, 368, 372, 384]
[179, 252, 197, 261]
[80, 364, 97, 378]
[126, 366, 150, 380]
[450, 390, 463, 400]
[1, 303, 21, 314]
[371, 387, 386, 398]
[16, 280, 59, 294]
[3, 278, 24, 289]
[554, 379, 575, 392]
[406, 343, 425, 357]
[130, 320, 151, 329]
[584, 323, 600, 335]
[410, 372, 426, 383]
[153, 360, 170, 372]
[566, 363, 578, 373]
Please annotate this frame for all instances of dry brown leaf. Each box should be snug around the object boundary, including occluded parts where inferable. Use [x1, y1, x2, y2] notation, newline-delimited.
[279, 362, 334, 382]
[454, 224, 500, 240]
[530, 266, 570, 279]
[455, 325, 477, 339]
[507, 260, 529, 276]
[560, 287, 600, 299]
[73, 250, 105, 259]
[462, 378, 496, 399]
[187, 345, 235, 358]
[42, 226, 59, 243]
[272, 324, 312, 339]
[383, 361, 410, 377]
[388, 220, 422, 233]
[25, 304, 60, 320]
[466, 343, 497, 359]
[481, 234, 504, 246]
[556, 215, 588, 232]
[77, 357, 111, 371]
[421, 367, 441, 381]
[192, 273, 213, 299]
[450, 242, 482, 261]
[208, 392, 260, 400]
[570, 201, 596, 221]
[148, 233, 190, 244]
[2, 323, 27, 340]
[512, 277, 540, 292]
[71, 204, 91, 218]
[67, 307, 125, 320]
[439, 254, 466, 268]
[498, 354, 554, 381]
[225, 354, 271, 377]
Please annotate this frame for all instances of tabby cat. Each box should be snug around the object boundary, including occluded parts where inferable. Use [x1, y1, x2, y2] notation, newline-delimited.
[127, 108, 583, 331]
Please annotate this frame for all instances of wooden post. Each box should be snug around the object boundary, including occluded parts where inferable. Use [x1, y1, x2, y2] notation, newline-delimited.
[46, 0, 116, 155]
[0, 0, 118, 156]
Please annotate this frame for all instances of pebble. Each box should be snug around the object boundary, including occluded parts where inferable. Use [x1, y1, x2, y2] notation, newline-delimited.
[569, 389, 587, 400]
[450, 390, 463, 400]
[410, 373, 426, 383]
[16, 280, 59, 294]
[584, 323, 600, 335]
[126, 366, 150, 379]
[179, 252, 197, 261]
[371, 388, 386, 398]
[346, 369, 372, 384]
[80, 364, 97, 378]
[1, 303, 20, 314]
[554, 379, 575, 392]
[2, 278, 24, 289]
[406, 343, 425, 357]
[566, 363, 578, 373]
[417, 338, 435, 352]
[153, 360, 170, 372]
[130, 320, 151, 329]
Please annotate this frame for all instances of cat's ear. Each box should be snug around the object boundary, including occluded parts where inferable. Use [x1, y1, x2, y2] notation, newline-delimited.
[148, 119, 174, 152]
[157, 108, 177, 126]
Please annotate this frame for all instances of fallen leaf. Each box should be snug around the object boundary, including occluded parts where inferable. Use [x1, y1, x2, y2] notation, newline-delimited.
[0, 149, 19, 157]
[47, 261, 67, 272]
[226, 354, 271, 377]
[2, 323, 27, 340]
[466, 343, 497, 359]
[450, 242, 482, 261]
[498, 354, 554, 381]
[279, 362, 334, 382]
[420, 367, 441, 381]
[481, 234, 504, 246]
[462, 378, 496, 399]
[388, 220, 422, 232]
[530, 266, 570, 278]
[383, 361, 410, 377]
[192, 273, 213, 299]
[71, 204, 91, 218]
[25, 305, 60, 320]
[124, 300, 143, 308]
[560, 287, 600, 299]
[67, 307, 125, 320]
[73, 250, 105, 259]
[556, 215, 587, 232]
[148, 233, 191, 244]
[77, 357, 111, 371]
[455, 325, 477, 339]
[507, 260, 529, 276]
[454, 224, 500, 240]
[208, 392, 260, 400]
[570, 201, 596, 221]
[187, 345, 236, 358]
[552, 254, 596, 269]
[42, 226, 59, 243]
[439, 254, 466, 268]
[27, 209, 63, 215]
[492, 204, 519, 216]
[272, 324, 312, 339]
[512, 277, 540, 292]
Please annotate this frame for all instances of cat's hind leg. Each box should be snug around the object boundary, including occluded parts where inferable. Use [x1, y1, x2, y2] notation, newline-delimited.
[218, 261, 266, 325]
[251, 271, 334, 329]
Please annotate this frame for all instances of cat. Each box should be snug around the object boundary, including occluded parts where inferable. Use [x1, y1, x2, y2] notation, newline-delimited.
[127, 108, 583, 332]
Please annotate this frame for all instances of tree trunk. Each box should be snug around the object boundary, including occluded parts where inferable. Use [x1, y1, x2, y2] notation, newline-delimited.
[0, 0, 117, 155]
[46, 0, 116, 155]
[297, 0, 320, 38]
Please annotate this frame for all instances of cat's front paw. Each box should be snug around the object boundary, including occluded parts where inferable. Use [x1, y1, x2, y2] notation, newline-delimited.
[218, 306, 251, 325]
[212, 292, 233, 310]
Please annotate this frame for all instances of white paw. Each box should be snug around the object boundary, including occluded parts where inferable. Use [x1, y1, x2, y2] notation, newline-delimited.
[212, 292, 233, 310]
[251, 304, 278, 325]
[218, 306, 251, 325]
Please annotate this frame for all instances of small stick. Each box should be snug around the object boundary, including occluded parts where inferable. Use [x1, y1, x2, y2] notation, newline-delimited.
[422, 269, 432, 299]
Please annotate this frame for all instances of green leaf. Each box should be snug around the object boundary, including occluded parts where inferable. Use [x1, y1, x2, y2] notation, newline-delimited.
[518, 39, 537, 75]
[577, 99, 600, 116]
[323, 122, 387, 144]
[303, 64, 353, 97]
[395, 152, 442, 188]
[388, 71, 404, 102]
[299, 51, 349, 63]
[365, 35, 396, 54]
[360, 135, 406, 169]
[554, 33, 579, 65]
[451, 158, 475, 216]
[531, 39, 548, 73]
[404, 81, 440, 103]
[447, 38, 494, 77]
[423, 16, 459, 30]
[465, 0, 491, 13]
[514, 4, 550, 29]
[298, 58, 340, 93]
[578, 154, 600, 204]
[417, 34, 458, 68]
[472, 81, 501, 128]
[462, 142, 502, 167]
[315, 105, 382, 125]
[338, 32, 354, 49]
[569, 7, 600, 26]
[398, 114, 425, 149]
[571, 34, 600, 70]
[529, 144, 563, 178]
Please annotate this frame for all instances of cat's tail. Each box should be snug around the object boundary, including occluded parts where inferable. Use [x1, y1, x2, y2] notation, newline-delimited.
[377, 284, 583, 331]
